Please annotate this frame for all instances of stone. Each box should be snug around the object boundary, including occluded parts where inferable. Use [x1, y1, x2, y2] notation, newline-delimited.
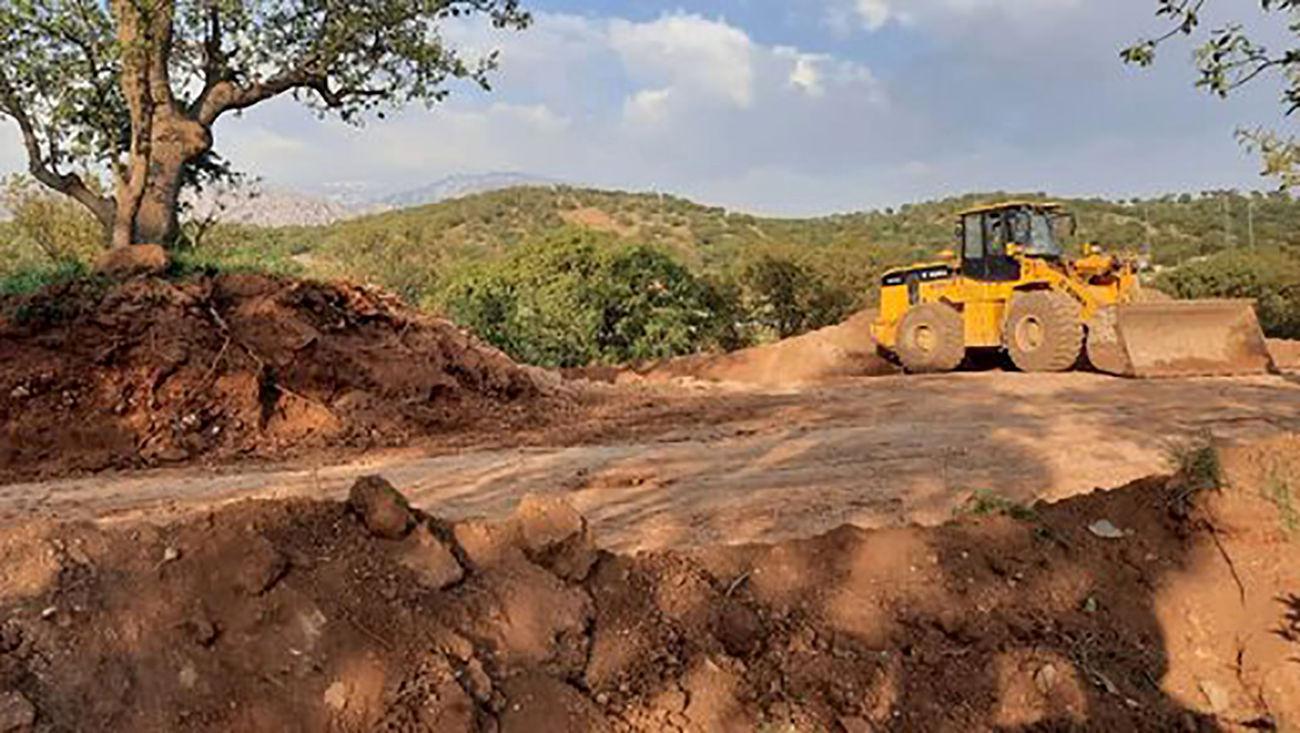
[511, 495, 598, 581]
[1034, 664, 1059, 694]
[232, 537, 289, 596]
[716, 602, 764, 658]
[323, 681, 349, 711]
[348, 476, 413, 540]
[0, 691, 35, 733]
[94, 243, 170, 278]
[514, 495, 585, 552]
[398, 524, 464, 590]
[462, 658, 493, 703]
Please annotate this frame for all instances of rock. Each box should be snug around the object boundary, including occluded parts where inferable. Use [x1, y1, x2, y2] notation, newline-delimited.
[1087, 520, 1127, 540]
[348, 476, 413, 540]
[232, 537, 289, 596]
[838, 717, 874, 733]
[463, 658, 493, 703]
[178, 661, 199, 689]
[7, 386, 29, 400]
[514, 495, 585, 551]
[162, 546, 181, 564]
[716, 602, 764, 658]
[0, 690, 35, 733]
[512, 495, 598, 581]
[453, 519, 524, 570]
[398, 523, 464, 590]
[1034, 663, 1059, 694]
[94, 243, 170, 278]
[323, 681, 349, 711]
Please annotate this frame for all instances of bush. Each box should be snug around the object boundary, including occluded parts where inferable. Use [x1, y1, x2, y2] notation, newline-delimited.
[730, 252, 853, 341]
[1155, 248, 1300, 338]
[435, 228, 738, 367]
[0, 259, 91, 297]
[0, 176, 107, 283]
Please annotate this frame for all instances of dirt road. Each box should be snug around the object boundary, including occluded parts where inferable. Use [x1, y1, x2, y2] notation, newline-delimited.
[5, 370, 1299, 552]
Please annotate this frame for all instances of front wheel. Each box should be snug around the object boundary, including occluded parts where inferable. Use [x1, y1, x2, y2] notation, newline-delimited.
[1004, 291, 1083, 373]
[895, 303, 966, 374]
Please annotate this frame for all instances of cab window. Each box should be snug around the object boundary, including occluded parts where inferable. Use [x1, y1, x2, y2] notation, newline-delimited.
[963, 214, 982, 259]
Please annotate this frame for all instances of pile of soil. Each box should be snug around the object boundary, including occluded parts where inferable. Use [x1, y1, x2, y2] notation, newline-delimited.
[0, 273, 555, 482]
[638, 310, 897, 388]
[0, 436, 1295, 731]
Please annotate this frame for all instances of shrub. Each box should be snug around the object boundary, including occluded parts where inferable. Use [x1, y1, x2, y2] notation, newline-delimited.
[435, 228, 738, 367]
[0, 259, 91, 298]
[1155, 248, 1300, 338]
[730, 252, 853, 341]
[0, 175, 107, 278]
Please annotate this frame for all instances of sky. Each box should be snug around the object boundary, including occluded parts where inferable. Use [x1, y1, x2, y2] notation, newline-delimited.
[0, 0, 1293, 216]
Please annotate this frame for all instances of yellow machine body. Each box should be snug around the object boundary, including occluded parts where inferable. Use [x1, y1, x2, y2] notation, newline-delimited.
[871, 201, 1274, 377]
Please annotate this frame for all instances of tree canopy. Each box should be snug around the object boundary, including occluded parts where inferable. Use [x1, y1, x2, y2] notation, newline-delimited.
[0, 0, 529, 247]
[1125, 1, 1300, 186]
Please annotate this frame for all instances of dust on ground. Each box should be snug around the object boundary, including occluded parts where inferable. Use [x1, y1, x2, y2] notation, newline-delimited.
[0, 436, 1296, 732]
[0, 273, 561, 484]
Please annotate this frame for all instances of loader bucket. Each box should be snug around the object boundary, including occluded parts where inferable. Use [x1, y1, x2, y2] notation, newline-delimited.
[1085, 300, 1275, 378]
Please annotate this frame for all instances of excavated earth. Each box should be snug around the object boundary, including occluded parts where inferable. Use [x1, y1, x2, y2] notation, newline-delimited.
[0, 436, 1296, 732]
[0, 274, 558, 483]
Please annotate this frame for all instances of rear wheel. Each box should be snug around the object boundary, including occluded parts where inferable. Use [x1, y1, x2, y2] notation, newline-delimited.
[895, 303, 966, 374]
[1004, 291, 1083, 373]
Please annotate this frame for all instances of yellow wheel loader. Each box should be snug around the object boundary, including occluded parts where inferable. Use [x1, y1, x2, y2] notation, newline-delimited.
[871, 201, 1275, 377]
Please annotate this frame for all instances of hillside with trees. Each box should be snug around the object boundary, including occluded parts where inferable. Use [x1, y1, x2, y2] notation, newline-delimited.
[3, 183, 1299, 364]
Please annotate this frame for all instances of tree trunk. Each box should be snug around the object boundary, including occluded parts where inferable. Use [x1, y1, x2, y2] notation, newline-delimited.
[110, 0, 209, 249]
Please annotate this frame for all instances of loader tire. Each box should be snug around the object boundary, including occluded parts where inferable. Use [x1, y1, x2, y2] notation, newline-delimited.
[896, 303, 966, 374]
[1005, 291, 1083, 373]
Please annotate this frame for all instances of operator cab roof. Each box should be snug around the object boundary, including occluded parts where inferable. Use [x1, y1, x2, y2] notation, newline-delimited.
[956, 200, 1064, 217]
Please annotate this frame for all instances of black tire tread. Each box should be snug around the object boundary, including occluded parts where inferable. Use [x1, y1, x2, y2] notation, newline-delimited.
[1005, 291, 1083, 373]
[895, 302, 966, 374]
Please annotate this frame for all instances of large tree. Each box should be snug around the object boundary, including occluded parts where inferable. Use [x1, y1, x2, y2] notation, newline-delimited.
[0, 0, 529, 248]
[1125, 1, 1300, 186]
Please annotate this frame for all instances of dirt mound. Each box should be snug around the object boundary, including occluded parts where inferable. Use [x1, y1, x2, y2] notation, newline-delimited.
[640, 310, 897, 388]
[1269, 339, 1300, 371]
[1, 437, 1295, 731]
[0, 273, 554, 482]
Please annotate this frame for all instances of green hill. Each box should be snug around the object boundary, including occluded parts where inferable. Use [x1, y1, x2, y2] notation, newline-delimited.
[4, 185, 1299, 365]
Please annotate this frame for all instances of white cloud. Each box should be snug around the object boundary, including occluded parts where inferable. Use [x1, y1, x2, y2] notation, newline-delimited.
[2, 5, 1285, 216]
[786, 52, 825, 96]
[623, 88, 674, 127]
[838, 0, 1083, 33]
[0, 125, 23, 173]
[609, 14, 756, 108]
[855, 0, 896, 30]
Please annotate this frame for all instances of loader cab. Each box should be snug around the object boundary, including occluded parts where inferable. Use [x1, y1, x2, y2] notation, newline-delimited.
[957, 202, 1068, 282]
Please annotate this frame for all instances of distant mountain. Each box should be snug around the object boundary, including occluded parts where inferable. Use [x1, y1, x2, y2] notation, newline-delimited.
[183, 186, 382, 228]
[379, 173, 559, 209]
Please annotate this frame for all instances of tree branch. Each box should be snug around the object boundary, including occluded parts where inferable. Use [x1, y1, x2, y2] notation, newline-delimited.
[0, 74, 114, 227]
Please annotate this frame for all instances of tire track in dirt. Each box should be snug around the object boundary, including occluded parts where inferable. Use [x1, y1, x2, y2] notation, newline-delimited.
[5, 372, 1300, 553]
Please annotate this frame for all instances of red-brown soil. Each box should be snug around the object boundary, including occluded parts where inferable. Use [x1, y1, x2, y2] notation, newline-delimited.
[1270, 339, 1300, 371]
[0, 436, 1295, 732]
[634, 309, 897, 387]
[0, 274, 557, 483]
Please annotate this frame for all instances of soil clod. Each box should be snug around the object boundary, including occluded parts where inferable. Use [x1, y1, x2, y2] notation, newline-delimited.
[348, 475, 414, 540]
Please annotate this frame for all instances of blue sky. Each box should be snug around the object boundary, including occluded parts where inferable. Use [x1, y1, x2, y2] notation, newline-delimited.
[0, 0, 1292, 215]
